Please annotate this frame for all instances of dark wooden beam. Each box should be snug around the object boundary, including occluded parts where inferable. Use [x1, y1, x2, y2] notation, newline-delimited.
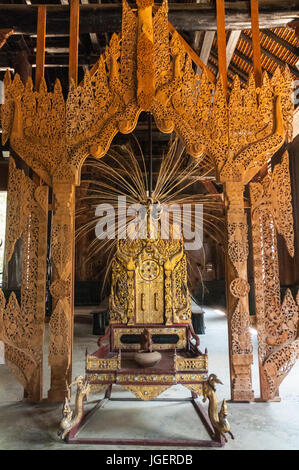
[250, 0, 262, 86]
[0, 52, 100, 68]
[233, 47, 254, 67]
[262, 29, 299, 56]
[232, 46, 274, 78]
[35, 5, 46, 91]
[69, 0, 79, 85]
[0, 2, 298, 35]
[216, 0, 228, 95]
[228, 62, 249, 84]
[0, 29, 14, 49]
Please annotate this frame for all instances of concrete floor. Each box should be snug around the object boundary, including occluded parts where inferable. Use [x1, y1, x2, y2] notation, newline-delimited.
[0, 307, 298, 450]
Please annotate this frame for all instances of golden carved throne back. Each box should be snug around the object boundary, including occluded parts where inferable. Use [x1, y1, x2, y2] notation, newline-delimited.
[135, 258, 164, 324]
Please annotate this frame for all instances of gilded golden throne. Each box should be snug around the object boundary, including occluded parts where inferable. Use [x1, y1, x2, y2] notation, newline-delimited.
[59, 232, 233, 446]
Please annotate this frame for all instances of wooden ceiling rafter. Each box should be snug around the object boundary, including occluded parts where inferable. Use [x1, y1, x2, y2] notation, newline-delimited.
[1, 2, 299, 34]
[263, 29, 298, 56]
[241, 30, 299, 77]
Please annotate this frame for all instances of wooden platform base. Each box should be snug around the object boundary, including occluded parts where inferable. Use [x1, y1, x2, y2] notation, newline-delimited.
[65, 385, 226, 447]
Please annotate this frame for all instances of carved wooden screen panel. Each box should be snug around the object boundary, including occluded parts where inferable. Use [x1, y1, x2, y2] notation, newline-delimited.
[136, 262, 164, 324]
[0, 158, 48, 401]
[250, 151, 299, 400]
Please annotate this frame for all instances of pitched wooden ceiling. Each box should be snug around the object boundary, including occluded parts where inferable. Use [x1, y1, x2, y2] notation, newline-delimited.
[0, 0, 298, 94]
[0, 0, 298, 167]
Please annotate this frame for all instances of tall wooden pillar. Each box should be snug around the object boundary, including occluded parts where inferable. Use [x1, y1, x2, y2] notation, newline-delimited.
[48, 183, 75, 401]
[224, 182, 254, 401]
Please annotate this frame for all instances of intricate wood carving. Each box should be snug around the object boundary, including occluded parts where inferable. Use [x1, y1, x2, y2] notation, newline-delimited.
[207, 70, 292, 401]
[0, 0, 294, 403]
[109, 237, 191, 326]
[0, 158, 48, 401]
[223, 182, 254, 401]
[48, 183, 75, 401]
[250, 151, 299, 400]
[203, 374, 232, 441]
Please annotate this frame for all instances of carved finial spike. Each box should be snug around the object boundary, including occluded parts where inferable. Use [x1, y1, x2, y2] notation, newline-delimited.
[12, 73, 24, 94]
[248, 72, 256, 90]
[54, 78, 62, 94]
[261, 70, 270, 87]
[38, 76, 47, 94]
[83, 67, 90, 85]
[283, 64, 292, 84]
[25, 76, 33, 92]
[3, 69, 11, 88]
[69, 77, 76, 92]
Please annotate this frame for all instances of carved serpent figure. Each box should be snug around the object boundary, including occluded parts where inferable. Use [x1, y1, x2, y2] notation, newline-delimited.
[203, 374, 234, 442]
[58, 375, 90, 440]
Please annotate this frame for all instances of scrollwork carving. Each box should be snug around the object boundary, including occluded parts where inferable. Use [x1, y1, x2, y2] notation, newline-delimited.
[0, 160, 48, 401]
[250, 156, 298, 400]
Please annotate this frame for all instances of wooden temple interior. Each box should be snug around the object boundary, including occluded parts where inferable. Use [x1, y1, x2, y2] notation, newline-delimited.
[0, 0, 298, 448]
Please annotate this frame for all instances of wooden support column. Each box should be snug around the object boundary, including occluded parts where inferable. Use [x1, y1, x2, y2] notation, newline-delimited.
[224, 182, 254, 402]
[48, 183, 75, 402]
[35, 5, 46, 91]
[250, 0, 262, 87]
[216, 0, 228, 96]
[69, 0, 79, 86]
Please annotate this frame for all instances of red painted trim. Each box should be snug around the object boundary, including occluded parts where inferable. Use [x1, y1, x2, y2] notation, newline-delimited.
[67, 437, 224, 447]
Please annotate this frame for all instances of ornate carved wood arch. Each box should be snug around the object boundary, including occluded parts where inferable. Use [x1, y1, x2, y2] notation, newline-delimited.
[1, 0, 293, 187]
[0, 0, 295, 402]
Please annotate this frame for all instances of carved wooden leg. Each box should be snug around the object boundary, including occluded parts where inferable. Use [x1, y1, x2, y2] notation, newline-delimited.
[48, 183, 75, 402]
[224, 182, 254, 402]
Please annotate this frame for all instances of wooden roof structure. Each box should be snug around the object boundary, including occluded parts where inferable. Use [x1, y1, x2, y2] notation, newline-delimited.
[0, 1, 298, 95]
[0, 1, 298, 162]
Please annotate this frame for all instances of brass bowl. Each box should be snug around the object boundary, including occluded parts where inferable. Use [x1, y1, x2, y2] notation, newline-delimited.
[134, 350, 162, 368]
